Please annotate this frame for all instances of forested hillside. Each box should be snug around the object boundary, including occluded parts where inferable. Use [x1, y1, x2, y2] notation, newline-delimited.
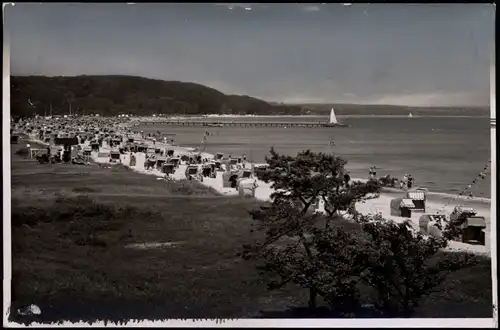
[10, 75, 306, 117]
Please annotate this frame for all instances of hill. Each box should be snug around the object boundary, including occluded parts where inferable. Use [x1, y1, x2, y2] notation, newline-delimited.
[10, 75, 306, 117]
[10, 75, 489, 118]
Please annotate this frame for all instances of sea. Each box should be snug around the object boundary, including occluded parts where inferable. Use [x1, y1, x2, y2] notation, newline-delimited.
[136, 116, 492, 200]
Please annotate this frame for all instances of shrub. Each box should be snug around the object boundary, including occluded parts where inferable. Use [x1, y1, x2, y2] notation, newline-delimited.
[164, 179, 220, 196]
[111, 163, 133, 172]
[72, 186, 100, 193]
[15, 148, 29, 157]
[12, 196, 163, 248]
[358, 217, 479, 316]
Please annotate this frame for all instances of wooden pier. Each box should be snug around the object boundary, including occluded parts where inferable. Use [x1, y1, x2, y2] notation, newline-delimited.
[140, 121, 344, 128]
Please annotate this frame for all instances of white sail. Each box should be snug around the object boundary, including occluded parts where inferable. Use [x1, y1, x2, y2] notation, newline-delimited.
[408, 112, 413, 118]
[329, 108, 338, 124]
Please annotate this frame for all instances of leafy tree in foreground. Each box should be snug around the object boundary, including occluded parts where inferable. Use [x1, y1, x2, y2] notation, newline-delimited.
[243, 148, 479, 317]
[255, 148, 380, 227]
[243, 148, 379, 309]
[356, 216, 479, 317]
[243, 200, 363, 313]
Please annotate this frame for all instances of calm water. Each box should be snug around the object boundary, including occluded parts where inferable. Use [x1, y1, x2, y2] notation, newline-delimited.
[137, 116, 491, 199]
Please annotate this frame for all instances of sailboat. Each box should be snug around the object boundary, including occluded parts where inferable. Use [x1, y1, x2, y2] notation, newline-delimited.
[330, 108, 338, 125]
[325, 108, 347, 127]
[408, 112, 414, 118]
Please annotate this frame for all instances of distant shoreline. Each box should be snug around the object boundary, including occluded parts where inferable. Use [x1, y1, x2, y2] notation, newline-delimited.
[332, 115, 489, 118]
[139, 114, 489, 121]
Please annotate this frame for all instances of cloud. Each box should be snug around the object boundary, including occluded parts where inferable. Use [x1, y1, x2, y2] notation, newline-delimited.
[343, 93, 356, 97]
[214, 3, 257, 11]
[367, 91, 489, 107]
[302, 5, 321, 12]
[272, 90, 489, 107]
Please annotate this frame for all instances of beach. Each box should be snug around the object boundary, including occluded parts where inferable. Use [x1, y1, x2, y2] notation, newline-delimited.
[72, 131, 491, 257]
[21, 114, 491, 255]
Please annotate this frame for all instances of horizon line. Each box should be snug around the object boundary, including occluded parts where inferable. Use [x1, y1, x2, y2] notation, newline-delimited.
[278, 102, 490, 109]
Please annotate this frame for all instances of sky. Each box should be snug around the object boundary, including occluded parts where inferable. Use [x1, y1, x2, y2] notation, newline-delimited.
[5, 3, 495, 107]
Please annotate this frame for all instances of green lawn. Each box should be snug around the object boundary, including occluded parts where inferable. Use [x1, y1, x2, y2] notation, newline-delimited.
[9, 141, 492, 323]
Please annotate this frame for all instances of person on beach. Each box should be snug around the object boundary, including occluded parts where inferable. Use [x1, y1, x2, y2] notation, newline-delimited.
[344, 172, 351, 188]
[408, 174, 414, 189]
[229, 174, 238, 189]
[402, 174, 409, 190]
[369, 167, 376, 180]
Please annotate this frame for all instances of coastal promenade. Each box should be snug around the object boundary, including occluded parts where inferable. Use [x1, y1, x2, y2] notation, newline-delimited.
[140, 120, 344, 128]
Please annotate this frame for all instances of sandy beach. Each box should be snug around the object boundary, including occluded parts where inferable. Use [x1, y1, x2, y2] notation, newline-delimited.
[24, 122, 490, 258]
[68, 134, 491, 257]
[21, 117, 490, 258]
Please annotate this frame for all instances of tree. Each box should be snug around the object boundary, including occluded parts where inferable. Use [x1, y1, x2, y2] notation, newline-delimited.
[242, 148, 380, 309]
[255, 148, 380, 227]
[309, 225, 366, 315]
[355, 216, 478, 317]
[244, 200, 365, 313]
[242, 148, 478, 317]
[244, 200, 322, 308]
